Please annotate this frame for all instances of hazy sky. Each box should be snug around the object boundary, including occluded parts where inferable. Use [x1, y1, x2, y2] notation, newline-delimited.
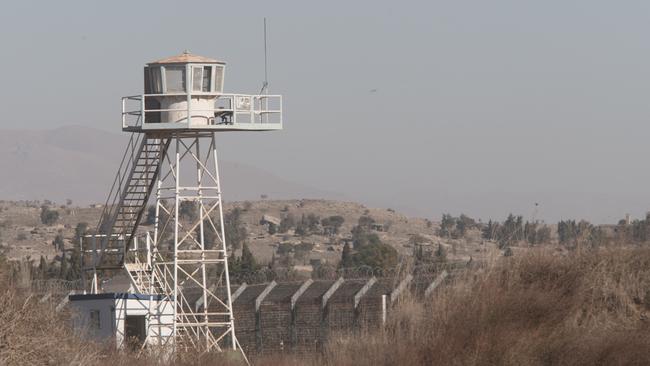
[2, 1, 650, 223]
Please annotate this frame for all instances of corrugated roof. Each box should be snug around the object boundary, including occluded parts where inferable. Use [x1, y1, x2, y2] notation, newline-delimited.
[148, 51, 225, 65]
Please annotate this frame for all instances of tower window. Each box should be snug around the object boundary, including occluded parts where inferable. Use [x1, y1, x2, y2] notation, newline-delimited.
[214, 65, 224, 93]
[202, 66, 212, 92]
[165, 66, 186, 92]
[192, 66, 203, 92]
[145, 67, 162, 94]
[150, 67, 162, 93]
[192, 66, 213, 92]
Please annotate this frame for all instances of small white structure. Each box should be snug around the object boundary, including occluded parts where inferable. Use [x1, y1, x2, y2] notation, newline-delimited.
[69, 293, 173, 349]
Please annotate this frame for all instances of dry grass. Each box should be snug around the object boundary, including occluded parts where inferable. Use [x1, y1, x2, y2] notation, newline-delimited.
[313, 247, 650, 366]
[0, 270, 102, 365]
[3, 248, 650, 365]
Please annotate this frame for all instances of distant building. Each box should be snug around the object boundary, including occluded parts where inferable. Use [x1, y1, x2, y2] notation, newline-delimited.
[260, 214, 281, 227]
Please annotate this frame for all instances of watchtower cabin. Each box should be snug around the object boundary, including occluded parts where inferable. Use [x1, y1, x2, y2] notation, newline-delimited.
[122, 51, 282, 132]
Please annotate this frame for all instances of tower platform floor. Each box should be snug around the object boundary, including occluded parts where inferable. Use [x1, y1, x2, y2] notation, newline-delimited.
[123, 123, 281, 133]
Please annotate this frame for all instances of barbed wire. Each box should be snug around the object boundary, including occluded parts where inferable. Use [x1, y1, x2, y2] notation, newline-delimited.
[27, 261, 475, 291]
[228, 260, 472, 285]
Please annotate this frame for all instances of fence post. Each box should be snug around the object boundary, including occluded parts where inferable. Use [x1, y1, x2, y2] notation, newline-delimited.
[424, 270, 449, 297]
[255, 281, 277, 352]
[390, 274, 413, 304]
[381, 294, 387, 326]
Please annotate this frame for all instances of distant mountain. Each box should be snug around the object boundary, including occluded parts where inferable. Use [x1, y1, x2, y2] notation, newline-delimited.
[0, 126, 339, 204]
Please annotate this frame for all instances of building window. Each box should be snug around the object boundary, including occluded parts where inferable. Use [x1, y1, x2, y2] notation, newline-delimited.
[90, 309, 101, 329]
[164, 66, 186, 92]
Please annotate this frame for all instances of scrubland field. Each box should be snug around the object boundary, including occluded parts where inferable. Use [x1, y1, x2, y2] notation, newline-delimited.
[2, 246, 650, 365]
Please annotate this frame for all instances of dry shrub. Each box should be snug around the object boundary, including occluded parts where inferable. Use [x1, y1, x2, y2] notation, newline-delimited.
[0, 267, 103, 365]
[312, 248, 650, 366]
[4, 248, 650, 365]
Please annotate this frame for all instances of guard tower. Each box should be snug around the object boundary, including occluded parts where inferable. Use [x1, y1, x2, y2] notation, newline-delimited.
[79, 51, 282, 355]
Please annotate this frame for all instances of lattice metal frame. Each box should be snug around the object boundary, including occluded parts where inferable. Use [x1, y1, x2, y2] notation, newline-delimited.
[149, 131, 237, 352]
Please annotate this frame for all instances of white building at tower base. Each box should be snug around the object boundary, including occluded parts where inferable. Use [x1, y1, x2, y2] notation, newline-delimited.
[69, 293, 173, 349]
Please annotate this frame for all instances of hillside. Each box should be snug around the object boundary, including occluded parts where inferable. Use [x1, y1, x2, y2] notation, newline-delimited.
[0, 199, 499, 272]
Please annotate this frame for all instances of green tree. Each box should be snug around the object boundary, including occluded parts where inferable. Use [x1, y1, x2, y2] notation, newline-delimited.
[59, 253, 69, 279]
[40, 205, 59, 225]
[296, 213, 320, 235]
[321, 215, 345, 234]
[295, 221, 307, 236]
[279, 214, 296, 233]
[493, 214, 524, 248]
[524, 221, 538, 244]
[179, 201, 199, 222]
[357, 215, 375, 231]
[557, 220, 576, 245]
[352, 230, 381, 249]
[52, 233, 65, 251]
[482, 220, 499, 240]
[558, 219, 596, 249]
[37, 256, 49, 279]
[536, 226, 552, 244]
[340, 242, 353, 268]
[456, 214, 476, 237]
[294, 242, 313, 262]
[219, 208, 247, 250]
[195, 219, 218, 249]
[438, 214, 456, 238]
[349, 242, 398, 271]
[277, 243, 293, 255]
[589, 226, 607, 248]
[74, 222, 89, 245]
[240, 243, 257, 271]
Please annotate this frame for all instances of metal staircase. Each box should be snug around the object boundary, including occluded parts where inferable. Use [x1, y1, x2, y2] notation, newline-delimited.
[125, 262, 153, 292]
[91, 133, 169, 273]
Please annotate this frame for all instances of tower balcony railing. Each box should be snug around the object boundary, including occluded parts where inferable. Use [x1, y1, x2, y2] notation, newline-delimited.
[122, 93, 282, 131]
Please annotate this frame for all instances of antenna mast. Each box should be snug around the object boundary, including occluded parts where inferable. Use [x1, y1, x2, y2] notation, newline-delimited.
[261, 17, 269, 94]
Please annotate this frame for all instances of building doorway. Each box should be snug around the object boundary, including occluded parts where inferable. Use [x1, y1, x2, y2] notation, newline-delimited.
[125, 315, 147, 350]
